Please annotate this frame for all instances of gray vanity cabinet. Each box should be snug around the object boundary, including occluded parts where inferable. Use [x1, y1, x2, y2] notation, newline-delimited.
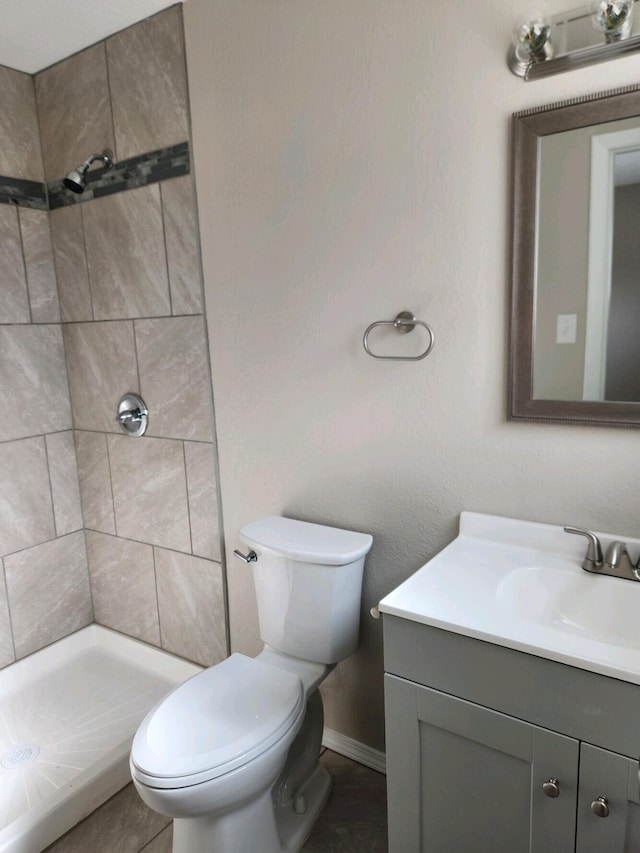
[385, 675, 578, 852]
[383, 615, 640, 853]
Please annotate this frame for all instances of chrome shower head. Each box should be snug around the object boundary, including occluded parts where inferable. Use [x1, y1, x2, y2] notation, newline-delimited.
[62, 167, 88, 194]
[63, 149, 114, 194]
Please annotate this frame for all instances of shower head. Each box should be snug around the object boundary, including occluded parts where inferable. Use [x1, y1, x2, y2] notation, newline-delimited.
[63, 149, 114, 194]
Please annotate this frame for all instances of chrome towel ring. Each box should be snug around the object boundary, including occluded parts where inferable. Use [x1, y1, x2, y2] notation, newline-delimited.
[363, 311, 435, 361]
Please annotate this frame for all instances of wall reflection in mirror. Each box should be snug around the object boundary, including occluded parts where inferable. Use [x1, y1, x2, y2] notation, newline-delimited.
[509, 84, 640, 426]
[534, 114, 640, 403]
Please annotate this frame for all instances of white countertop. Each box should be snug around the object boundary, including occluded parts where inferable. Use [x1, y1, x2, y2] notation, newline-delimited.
[379, 512, 640, 685]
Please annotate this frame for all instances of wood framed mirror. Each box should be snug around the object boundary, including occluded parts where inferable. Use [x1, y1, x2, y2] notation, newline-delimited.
[510, 83, 640, 427]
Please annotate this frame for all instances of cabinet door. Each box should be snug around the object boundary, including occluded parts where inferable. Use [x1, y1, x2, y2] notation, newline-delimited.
[385, 674, 579, 853]
[576, 743, 640, 853]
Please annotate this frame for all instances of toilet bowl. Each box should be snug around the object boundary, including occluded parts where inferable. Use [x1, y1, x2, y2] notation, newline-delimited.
[130, 517, 373, 853]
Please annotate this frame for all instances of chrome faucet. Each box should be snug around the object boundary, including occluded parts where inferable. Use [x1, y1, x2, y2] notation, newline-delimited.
[564, 527, 640, 582]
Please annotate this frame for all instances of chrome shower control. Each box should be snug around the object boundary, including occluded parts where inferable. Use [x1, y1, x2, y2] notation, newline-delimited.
[233, 550, 257, 564]
[116, 393, 148, 437]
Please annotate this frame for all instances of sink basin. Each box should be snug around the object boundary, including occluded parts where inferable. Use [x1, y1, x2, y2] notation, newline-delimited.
[496, 565, 640, 649]
[378, 512, 640, 685]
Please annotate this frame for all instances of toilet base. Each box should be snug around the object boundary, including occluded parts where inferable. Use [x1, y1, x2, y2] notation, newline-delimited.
[172, 784, 280, 853]
[275, 762, 332, 852]
[171, 763, 331, 853]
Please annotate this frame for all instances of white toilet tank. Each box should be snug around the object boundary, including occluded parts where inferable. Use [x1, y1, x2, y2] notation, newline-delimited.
[239, 517, 373, 664]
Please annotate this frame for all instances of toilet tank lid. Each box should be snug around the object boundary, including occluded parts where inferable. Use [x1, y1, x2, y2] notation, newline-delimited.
[240, 517, 373, 565]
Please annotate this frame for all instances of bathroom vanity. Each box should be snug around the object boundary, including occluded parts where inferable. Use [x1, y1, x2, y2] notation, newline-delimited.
[379, 513, 640, 853]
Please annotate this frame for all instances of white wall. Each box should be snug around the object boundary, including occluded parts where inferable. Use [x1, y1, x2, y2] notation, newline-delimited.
[184, 0, 640, 751]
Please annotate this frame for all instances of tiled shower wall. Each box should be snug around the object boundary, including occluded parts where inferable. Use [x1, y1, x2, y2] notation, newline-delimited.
[0, 5, 226, 672]
[0, 66, 90, 668]
[40, 5, 226, 668]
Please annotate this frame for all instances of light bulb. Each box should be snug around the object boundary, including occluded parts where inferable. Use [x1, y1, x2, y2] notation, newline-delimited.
[512, 18, 553, 60]
[591, 0, 634, 38]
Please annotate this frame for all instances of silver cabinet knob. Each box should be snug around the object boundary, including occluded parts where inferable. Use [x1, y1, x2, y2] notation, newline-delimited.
[590, 797, 610, 818]
[542, 778, 560, 798]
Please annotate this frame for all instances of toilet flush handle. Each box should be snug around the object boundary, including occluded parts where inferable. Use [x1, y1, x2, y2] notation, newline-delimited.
[233, 549, 258, 564]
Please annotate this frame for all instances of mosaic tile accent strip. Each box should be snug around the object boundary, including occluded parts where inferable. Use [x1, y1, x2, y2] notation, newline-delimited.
[0, 143, 189, 211]
[48, 142, 189, 210]
[0, 176, 47, 210]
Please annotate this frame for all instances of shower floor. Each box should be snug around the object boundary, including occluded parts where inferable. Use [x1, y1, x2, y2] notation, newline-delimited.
[0, 625, 200, 853]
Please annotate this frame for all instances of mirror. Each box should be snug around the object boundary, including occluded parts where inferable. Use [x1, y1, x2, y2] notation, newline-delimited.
[510, 83, 640, 426]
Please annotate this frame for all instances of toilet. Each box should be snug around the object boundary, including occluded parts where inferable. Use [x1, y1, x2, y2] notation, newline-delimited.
[130, 516, 373, 853]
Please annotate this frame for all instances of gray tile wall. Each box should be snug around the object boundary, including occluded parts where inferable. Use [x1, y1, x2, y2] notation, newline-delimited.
[0, 65, 44, 181]
[2, 11, 226, 845]
[36, 6, 227, 670]
[35, 43, 115, 184]
[0, 67, 90, 667]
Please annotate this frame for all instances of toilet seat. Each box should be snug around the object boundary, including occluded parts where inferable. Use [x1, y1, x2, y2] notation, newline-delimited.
[131, 654, 304, 790]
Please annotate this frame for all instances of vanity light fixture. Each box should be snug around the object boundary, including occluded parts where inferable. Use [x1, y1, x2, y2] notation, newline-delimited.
[510, 18, 554, 77]
[508, 0, 639, 79]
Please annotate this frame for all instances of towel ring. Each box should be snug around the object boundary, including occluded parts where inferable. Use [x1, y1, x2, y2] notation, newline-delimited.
[363, 311, 435, 361]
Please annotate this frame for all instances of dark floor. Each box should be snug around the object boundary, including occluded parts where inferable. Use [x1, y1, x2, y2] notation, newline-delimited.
[302, 750, 388, 853]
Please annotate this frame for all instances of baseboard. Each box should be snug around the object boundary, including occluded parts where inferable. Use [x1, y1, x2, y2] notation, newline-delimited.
[322, 727, 386, 775]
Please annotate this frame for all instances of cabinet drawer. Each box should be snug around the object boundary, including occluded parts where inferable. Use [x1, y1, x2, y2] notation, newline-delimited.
[384, 614, 640, 758]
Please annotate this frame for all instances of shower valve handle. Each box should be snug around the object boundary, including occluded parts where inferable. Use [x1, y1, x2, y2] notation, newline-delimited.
[116, 409, 143, 424]
[116, 393, 148, 437]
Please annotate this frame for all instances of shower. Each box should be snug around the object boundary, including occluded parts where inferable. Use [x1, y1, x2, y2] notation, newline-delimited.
[63, 149, 114, 193]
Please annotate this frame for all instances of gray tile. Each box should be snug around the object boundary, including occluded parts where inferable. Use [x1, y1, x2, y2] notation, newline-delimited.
[0, 204, 29, 324]
[46, 431, 83, 536]
[35, 43, 114, 183]
[0, 562, 15, 669]
[5, 531, 92, 659]
[45, 783, 169, 853]
[63, 321, 138, 432]
[19, 208, 60, 323]
[155, 548, 226, 666]
[75, 431, 116, 535]
[161, 175, 203, 315]
[302, 751, 388, 853]
[0, 437, 54, 558]
[49, 205, 93, 322]
[107, 7, 189, 160]
[0, 324, 72, 442]
[136, 316, 214, 442]
[83, 185, 170, 320]
[108, 435, 191, 552]
[0, 66, 44, 181]
[86, 531, 160, 645]
[185, 441, 221, 561]
[141, 826, 172, 853]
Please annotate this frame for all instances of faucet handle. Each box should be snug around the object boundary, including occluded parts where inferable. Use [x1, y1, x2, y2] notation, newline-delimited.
[602, 541, 640, 580]
[564, 526, 603, 572]
[603, 540, 628, 568]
